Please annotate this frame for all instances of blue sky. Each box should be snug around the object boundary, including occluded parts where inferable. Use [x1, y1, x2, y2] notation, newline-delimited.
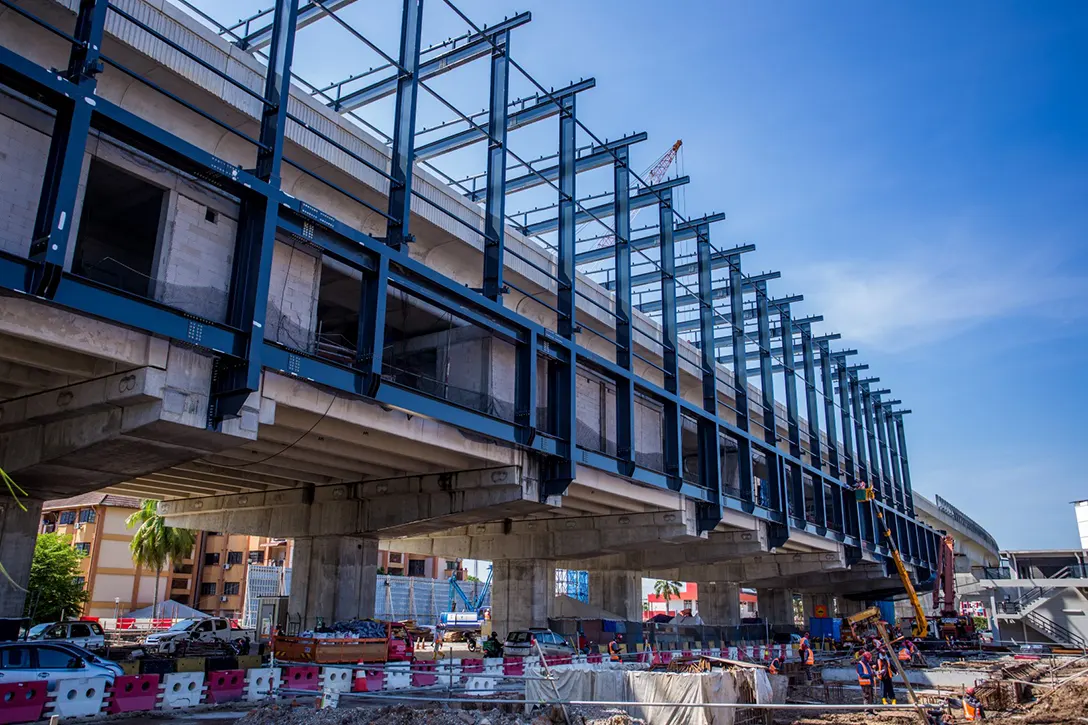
[194, 1, 1087, 549]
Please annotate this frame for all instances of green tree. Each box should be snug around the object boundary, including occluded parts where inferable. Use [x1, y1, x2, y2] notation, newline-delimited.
[24, 534, 89, 622]
[126, 500, 195, 619]
[653, 580, 683, 615]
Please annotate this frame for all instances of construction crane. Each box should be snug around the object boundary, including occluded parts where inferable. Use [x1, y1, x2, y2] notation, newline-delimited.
[856, 485, 929, 639]
[592, 139, 683, 249]
[933, 535, 957, 618]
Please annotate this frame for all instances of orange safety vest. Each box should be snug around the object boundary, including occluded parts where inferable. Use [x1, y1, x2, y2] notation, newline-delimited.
[608, 640, 621, 661]
[802, 647, 814, 666]
[898, 647, 911, 661]
[856, 661, 873, 686]
[963, 698, 981, 720]
[768, 658, 781, 675]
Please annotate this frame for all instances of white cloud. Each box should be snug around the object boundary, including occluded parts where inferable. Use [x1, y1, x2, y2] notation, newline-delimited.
[792, 247, 1086, 352]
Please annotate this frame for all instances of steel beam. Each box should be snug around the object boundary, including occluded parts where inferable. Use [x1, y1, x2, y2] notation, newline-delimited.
[331, 12, 532, 111]
[415, 78, 594, 161]
[27, 0, 108, 298]
[519, 177, 689, 236]
[610, 254, 775, 292]
[634, 256, 762, 312]
[481, 31, 510, 300]
[696, 224, 722, 530]
[779, 304, 807, 524]
[469, 132, 646, 201]
[659, 190, 682, 490]
[235, 0, 357, 50]
[727, 252, 754, 504]
[894, 413, 915, 515]
[384, 0, 424, 250]
[613, 146, 634, 473]
[544, 93, 578, 497]
[212, 0, 299, 424]
[579, 215, 730, 267]
[677, 295, 803, 334]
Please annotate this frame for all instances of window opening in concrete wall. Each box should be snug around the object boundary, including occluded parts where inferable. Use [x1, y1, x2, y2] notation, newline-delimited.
[407, 559, 425, 577]
[315, 258, 361, 363]
[72, 159, 165, 297]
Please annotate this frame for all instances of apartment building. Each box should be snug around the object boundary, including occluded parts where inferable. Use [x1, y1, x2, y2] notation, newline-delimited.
[380, 550, 463, 580]
[39, 494, 192, 618]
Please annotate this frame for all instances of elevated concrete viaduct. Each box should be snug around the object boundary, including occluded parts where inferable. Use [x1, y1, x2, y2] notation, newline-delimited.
[0, 0, 945, 626]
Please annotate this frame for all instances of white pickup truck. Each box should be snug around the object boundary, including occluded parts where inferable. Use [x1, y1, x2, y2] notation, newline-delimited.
[143, 617, 256, 655]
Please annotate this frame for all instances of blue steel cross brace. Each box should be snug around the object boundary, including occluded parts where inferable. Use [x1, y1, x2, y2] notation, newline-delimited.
[482, 30, 511, 301]
[212, 0, 300, 424]
[28, 0, 107, 299]
[385, 0, 425, 250]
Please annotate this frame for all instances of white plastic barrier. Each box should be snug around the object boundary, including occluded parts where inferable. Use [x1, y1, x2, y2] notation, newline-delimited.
[384, 661, 412, 691]
[245, 667, 280, 701]
[160, 672, 205, 709]
[465, 659, 501, 696]
[709, 647, 721, 657]
[436, 661, 461, 691]
[47, 676, 109, 718]
[320, 667, 353, 693]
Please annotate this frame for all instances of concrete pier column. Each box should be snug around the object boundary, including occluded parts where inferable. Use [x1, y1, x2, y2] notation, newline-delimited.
[588, 570, 642, 621]
[839, 598, 867, 616]
[697, 581, 741, 626]
[0, 499, 42, 617]
[757, 588, 796, 627]
[490, 559, 554, 638]
[802, 593, 833, 622]
[288, 536, 378, 630]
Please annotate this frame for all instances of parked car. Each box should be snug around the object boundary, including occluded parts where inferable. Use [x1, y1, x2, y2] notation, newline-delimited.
[43, 642, 123, 678]
[26, 621, 106, 651]
[0, 642, 119, 688]
[143, 617, 256, 654]
[504, 629, 576, 658]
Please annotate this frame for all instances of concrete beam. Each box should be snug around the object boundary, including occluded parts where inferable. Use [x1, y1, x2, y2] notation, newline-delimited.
[160, 465, 556, 539]
[380, 506, 701, 561]
[647, 549, 848, 584]
[561, 525, 770, 572]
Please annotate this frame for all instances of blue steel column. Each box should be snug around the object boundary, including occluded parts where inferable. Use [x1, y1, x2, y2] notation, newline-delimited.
[213, 0, 300, 423]
[28, 0, 108, 298]
[817, 340, 845, 531]
[778, 306, 806, 524]
[894, 413, 916, 516]
[884, 407, 904, 512]
[482, 31, 510, 301]
[695, 225, 722, 530]
[613, 146, 635, 475]
[727, 256, 755, 505]
[384, 0, 425, 250]
[544, 94, 578, 496]
[873, 394, 896, 509]
[861, 383, 883, 500]
[658, 191, 682, 489]
[801, 326, 822, 470]
[842, 363, 871, 543]
[755, 281, 785, 523]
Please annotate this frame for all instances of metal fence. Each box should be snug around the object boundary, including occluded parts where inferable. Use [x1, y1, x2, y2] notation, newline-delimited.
[374, 575, 491, 626]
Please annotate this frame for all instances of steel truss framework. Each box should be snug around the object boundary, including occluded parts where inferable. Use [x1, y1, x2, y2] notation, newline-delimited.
[0, 0, 939, 578]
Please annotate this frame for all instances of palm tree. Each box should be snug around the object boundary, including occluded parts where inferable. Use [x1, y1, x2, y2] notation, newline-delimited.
[653, 580, 683, 615]
[126, 500, 195, 619]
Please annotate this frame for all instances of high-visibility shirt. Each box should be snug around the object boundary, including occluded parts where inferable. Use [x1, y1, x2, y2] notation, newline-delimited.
[802, 647, 815, 665]
[856, 661, 873, 686]
[876, 659, 891, 680]
[963, 697, 982, 720]
[898, 647, 912, 661]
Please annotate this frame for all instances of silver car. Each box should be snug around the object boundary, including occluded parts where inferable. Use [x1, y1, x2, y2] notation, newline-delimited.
[504, 629, 576, 658]
[0, 642, 120, 689]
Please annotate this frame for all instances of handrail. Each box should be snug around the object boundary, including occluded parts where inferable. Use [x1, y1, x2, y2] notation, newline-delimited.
[1025, 611, 1086, 649]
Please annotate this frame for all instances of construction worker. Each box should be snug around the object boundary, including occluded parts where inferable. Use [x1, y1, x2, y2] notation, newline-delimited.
[608, 634, 623, 662]
[856, 651, 875, 708]
[876, 652, 897, 705]
[962, 687, 985, 720]
[768, 654, 782, 676]
[898, 641, 912, 664]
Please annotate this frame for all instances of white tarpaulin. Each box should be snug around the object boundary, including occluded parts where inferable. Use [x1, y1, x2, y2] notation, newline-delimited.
[528, 665, 771, 725]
